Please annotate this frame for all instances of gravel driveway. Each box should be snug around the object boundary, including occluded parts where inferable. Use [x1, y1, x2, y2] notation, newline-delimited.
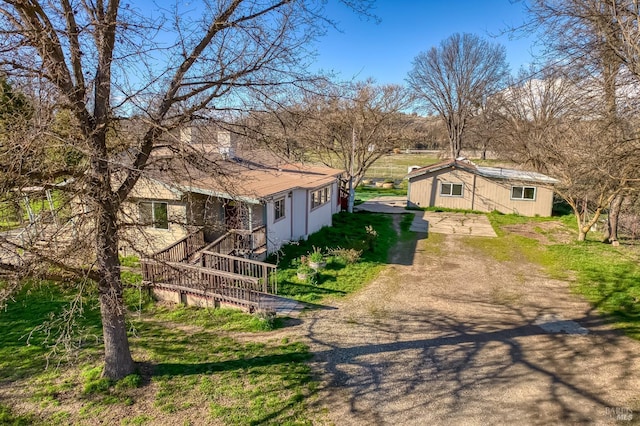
[298, 216, 640, 425]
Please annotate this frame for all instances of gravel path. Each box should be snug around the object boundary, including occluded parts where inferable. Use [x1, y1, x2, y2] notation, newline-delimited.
[299, 216, 640, 425]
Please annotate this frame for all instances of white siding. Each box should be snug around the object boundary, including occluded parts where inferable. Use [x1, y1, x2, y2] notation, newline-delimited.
[308, 191, 333, 235]
[265, 195, 293, 253]
[291, 189, 308, 240]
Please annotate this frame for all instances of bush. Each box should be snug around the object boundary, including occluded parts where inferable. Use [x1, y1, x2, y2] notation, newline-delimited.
[364, 225, 378, 251]
[119, 255, 140, 268]
[328, 247, 362, 264]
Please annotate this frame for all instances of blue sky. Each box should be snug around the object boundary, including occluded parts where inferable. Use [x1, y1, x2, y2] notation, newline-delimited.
[311, 0, 538, 85]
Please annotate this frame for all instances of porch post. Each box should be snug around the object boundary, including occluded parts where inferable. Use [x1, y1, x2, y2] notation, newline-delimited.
[248, 204, 254, 250]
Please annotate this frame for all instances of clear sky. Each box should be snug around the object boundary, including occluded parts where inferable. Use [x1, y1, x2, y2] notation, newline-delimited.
[312, 0, 537, 85]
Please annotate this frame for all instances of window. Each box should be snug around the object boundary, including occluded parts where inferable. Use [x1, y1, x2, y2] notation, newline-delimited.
[440, 182, 463, 197]
[311, 186, 331, 209]
[511, 186, 536, 200]
[139, 201, 169, 229]
[274, 197, 285, 221]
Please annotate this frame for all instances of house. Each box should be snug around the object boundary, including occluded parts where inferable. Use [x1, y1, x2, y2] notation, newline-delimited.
[120, 129, 344, 259]
[405, 158, 559, 217]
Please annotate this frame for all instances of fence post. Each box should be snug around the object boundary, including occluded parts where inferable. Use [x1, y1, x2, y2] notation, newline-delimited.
[262, 265, 267, 292]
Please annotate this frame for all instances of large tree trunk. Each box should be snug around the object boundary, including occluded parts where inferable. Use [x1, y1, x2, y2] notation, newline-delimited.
[603, 194, 624, 246]
[577, 213, 587, 241]
[97, 206, 135, 380]
[90, 123, 135, 380]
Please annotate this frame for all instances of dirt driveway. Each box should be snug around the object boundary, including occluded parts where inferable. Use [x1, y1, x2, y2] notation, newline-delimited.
[298, 217, 640, 425]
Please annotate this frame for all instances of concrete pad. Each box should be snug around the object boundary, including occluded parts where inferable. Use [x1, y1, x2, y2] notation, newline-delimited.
[260, 294, 305, 317]
[535, 313, 589, 335]
[353, 196, 407, 214]
[421, 212, 497, 237]
[354, 198, 497, 237]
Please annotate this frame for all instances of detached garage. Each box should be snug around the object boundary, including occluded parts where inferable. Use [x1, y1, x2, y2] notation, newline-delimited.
[406, 158, 559, 217]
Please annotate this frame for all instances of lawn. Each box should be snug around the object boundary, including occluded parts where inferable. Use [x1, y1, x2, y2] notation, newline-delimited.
[467, 212, 640, 339]
[0, 211, 409, 424]
[360, 152, 510, 181]
[354, 184, 407, 202]
[0, 282, 317, 425]
[0, 189, 70, 231]
[273, 211, 411, 304]
[363, 153, 440, 180]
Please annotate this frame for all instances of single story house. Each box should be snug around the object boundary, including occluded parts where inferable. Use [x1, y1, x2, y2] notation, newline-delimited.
[119, 130, 344, 257]
[406, 158, 559, 217]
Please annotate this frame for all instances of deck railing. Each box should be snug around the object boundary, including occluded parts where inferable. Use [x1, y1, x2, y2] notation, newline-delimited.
[152, 229, 205, 263]
[143, 226, 274, 310]
[201, 226, 267, 256]
[141, 260, 264, 309]
[202, 231, 236, 255]
[200, 251, 277, 294]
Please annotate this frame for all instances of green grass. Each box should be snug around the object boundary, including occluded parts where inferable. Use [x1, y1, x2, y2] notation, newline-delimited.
[472, 213, 640, 339]
[360, 153, 510, 181]
[0, 282, 103, 381]
[120, 255, 140, 268]
[399, 212, 414, 237]
[0, 403, 35, 425]
[355, 185, 407, 201]
[150, 304, 281, 331]
[548, 243, 640, 337]
[0, 281, 317, 425]
[363, 153, 440, 180]
[273, 211, 398, 303]
[0, 190, 70, 231]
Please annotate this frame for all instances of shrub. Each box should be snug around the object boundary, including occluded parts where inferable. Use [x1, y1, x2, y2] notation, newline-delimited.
[328, 247, 362, 264]
[364, 225, 379, 251]
[255, 310, 277, 330]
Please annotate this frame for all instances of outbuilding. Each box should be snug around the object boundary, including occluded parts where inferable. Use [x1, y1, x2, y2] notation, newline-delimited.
[406, 158, 559, 217]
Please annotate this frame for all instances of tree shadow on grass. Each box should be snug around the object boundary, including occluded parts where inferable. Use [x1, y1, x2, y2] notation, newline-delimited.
[278, 279, 346, 303]
[151, 350, 313, 377]
[572, 263, 640, 337]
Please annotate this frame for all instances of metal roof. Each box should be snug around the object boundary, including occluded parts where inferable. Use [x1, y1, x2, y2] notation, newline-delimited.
[406, 158, 559, 185]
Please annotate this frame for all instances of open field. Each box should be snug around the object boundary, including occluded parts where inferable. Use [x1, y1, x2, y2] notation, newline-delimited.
[362, 152, 512, 181]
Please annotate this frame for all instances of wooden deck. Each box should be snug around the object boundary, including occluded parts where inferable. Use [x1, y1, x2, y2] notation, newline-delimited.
[142, 228, 277, 312]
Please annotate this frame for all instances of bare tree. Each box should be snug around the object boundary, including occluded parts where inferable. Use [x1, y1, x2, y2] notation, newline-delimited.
[407, 33, 509, 159]
[522, 0, 640, 243]
[490, 67, 579, 170]
[0, 0, 369, 380]
[275, 80, 412, 211]
[491, 66, 640, 241]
